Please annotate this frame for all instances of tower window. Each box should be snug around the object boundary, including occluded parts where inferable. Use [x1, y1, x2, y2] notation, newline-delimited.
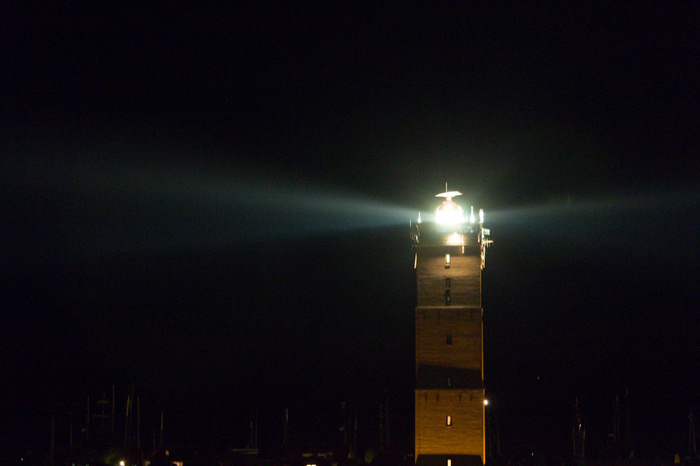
[444, 254, 451, 268]
[446, 334, 452, 345]
[446, 415, 452, 427]
[446, 376, 452, 387]
[445, 277, 451, 288]
[445, 289, 451, 305]
[447, 460, 452, 466]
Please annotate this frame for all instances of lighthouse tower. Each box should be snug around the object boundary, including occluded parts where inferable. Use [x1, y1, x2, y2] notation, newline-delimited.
[411, 189, 492, 466]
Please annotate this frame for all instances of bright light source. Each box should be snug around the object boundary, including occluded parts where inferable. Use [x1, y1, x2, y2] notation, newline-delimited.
[119, 461, 125, 466]
[435, 191, 464, 225]
[446, 233, 463, 245]
[479, 208, 484, 224]
[436, 202, 464, 224]
[484, 399, 489, 406]
[469, 206, 476, 224]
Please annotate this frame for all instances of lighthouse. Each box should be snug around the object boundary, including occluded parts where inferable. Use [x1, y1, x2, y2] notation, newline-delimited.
[412, 189, 492, 466]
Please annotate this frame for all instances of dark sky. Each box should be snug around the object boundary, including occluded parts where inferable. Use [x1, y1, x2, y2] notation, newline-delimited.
[1, 3, 699, 461]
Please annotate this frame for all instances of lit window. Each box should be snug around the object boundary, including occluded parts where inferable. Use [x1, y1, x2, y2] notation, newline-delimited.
[445, 277, 451, 288]
[447, 460, 452, 466]
[446, 334, 452, 345]
[446, 415, 452, 426]
[445, 254, 451, 267]
[445, 289, 451, 305]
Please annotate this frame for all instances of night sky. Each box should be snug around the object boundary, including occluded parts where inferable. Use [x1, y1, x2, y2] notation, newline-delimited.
[2, 3, 699, 462]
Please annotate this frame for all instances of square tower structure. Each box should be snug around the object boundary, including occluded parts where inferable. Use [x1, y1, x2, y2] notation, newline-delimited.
[411, 190, 492, 466]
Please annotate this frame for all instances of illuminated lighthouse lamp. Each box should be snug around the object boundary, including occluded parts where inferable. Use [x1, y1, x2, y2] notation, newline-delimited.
[435, 190, 465, 225]
[435, 190, 468, 246]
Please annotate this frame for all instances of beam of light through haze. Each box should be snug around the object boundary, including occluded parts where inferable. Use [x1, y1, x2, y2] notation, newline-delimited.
[3, 157, 419, 263]
[4, 156, 697, 265]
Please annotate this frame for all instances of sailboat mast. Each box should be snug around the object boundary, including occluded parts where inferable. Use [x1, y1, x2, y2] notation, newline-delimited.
[112, 385, 115, 434]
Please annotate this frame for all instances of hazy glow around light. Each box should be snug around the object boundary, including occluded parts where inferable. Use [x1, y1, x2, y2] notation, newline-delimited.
[446, 232, 463, 245]
[436, 201, 464, 225]
[7, 157, 424, 260]
[486, 192, 699, 225]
